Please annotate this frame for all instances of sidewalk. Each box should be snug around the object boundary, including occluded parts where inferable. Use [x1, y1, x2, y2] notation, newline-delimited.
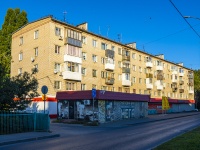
[0, 111, 199, 146]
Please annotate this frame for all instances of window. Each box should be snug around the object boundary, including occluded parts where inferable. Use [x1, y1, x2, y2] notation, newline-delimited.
[19, 52, 23, 61]
[82, 52, 86, 60]
[20, 37, 23, 45]
[92, 69, 97, 77]
[54, 81, 61, 89]
[101, 57, 105, 64]
[18, 68, 22, 75]
[82, 36, 87, 44]
[139, 66, 142, 73]
[132, 65, 136, 71]
[81, 84, 86, 90]
[133, 89, 136, 93]
[34, 47, 38, 56]
[55, 45, 60, 54]
[67, 62, 79, 72]
[118, 74, 122, 80]
[34, 64, 38, 69]
[81, 67, 86, 75]
[54, 63, 61, 72]
[55, 27, 61, 36]
[66, 82, 76, 90]
[101, 42, 107, 50]
[34, 30, 39, 39]
[132, 53, 136, 59]
[118, 48, 122, 55]
[125, 73, 130, 80]
[101, 71, 107, 78]
[118, 61, 122, 68]
[139, 78, 142, 83]
[92, 55, 97, 62]
[66, 45, 82, 57]
[132, 77, 136, 83]
[118, 87, 122, 92]
[139, 55, 141, 61]
[111, 46, 115, 51]
[92, 40, 97, 47]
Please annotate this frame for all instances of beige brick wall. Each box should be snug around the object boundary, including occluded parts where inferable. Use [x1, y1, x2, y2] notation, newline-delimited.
[11, 17, 194, 100]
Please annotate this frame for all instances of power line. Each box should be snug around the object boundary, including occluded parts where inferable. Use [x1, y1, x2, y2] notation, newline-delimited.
[169, 0, 200, 39]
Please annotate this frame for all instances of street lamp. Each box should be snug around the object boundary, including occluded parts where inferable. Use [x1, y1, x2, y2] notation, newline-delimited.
[184, 16, 200, 20]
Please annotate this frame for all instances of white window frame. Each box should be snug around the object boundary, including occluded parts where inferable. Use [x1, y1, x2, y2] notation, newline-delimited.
[54, 81, 61, 90]
[92, 55, 97, 62]
[34, 30, 39, 39]
[35, 47, 38, 56]
[19, 52, 23, 61]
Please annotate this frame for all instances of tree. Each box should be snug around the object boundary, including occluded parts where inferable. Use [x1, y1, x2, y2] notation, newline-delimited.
[194, 70, 200, 109]
[0, 72, 39, 111]
[0, 8, 28, 78]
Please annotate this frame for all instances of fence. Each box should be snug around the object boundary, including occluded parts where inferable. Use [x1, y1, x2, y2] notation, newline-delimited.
[0, 111, 50, 135]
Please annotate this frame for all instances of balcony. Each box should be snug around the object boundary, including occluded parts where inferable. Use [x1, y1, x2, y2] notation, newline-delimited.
[105, 63, 115, 71]
[146, 83, 153, 89]
[172, 78, 178, 83]
[105, 78, 114, 85]
[179, 89, 184, 93]
[189, 90, 194, 94]
[157, 85, 163, 90]
[64, 54, 82, 64]
[188, 74, 194, 79]
[188, 82, 194, 86]
[122, 79, 131, 86]
[146, 73, 153, 78]
[156, 65, 163, 71]
[146, 61, 153, 68]
[105, 49, 114, 58]
[172, 70, 178, 74]
[62, 71, 82, 81]
[65, 37, 82, 48]
[179, 72, 184, 77]
[122, 67, 130, 73]
[157, 75, 164, 80]
[122, 55, 130, 61]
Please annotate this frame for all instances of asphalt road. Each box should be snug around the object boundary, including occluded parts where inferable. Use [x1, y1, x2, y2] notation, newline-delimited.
[1, 114, 200, 150]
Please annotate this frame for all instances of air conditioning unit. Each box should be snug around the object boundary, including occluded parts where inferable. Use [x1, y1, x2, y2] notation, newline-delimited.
[59, 36, 63, 40]
[54, 69, 58, 74]
[84, 100, 90, 105]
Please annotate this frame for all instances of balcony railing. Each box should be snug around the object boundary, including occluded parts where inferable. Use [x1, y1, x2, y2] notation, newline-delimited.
[146, 61, 153, 68]
[122, 79, 131, 86]
[146, 73, 153, 78]
[122, 67, 130, 73]
[105, 78, 114, 85]
[122, 55, 130, 61]
[179, 80, 184, 85]
[62, 71, 82, 81]
[65, 37, 82, 48]
[179, 89, 184, 93]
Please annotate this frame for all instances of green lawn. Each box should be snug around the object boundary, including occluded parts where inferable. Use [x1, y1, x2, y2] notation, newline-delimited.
[154, 126, 200, 150]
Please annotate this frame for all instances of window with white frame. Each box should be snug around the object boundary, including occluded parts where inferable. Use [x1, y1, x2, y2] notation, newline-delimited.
[81, 84, 86, 90]
[92, 54, 97, 62]
[55, 27, 61, 36]
[18, 68, 22, 74]
[34, 47, 38, 56]
[20, 37, 23, 45]
[67, 62, 79, 72]
[81, 67, 86, 75]
[111, 46, 115, 51]
[92, 39, 97, 47]
[19, 52, 23, 61]
[132, 77, 136, 83]
[101, 57, 105, 64]
[132, 53, 136, 59]
[118, 74, 122, 80]
[34, 30, 39, 39]
[101, 42, 107, 50]
[139, 78, 142, 83]
[132, 65, 136, 71]
[82, 36, 87, 44]
[54, 81, 61, 89]
[82, 52, 86, 60]
[139, 66, 142, 73]
[139, 55, 141, 61]
[55, 45, 60, 54]
[118, 61, 122, 68]
[118, 48, 122, 55]
[54, 63, 61, 72]
[66, 82, 76, 90]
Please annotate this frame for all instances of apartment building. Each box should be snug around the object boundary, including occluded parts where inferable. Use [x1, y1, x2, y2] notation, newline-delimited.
[11, 16, 194, 105]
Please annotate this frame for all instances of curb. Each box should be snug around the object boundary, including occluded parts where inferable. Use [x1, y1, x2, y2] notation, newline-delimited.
[0, 134, 60, 146]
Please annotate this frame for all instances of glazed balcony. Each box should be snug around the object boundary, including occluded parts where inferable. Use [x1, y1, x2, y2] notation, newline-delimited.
[65, 37, 82, 48]
[156, 65, 163, 71]
[122, 67, 130, 73]
[122, 55, 130, 61]
[122, 79, 131, 86]
[146, 61, 153, 68]
[146, 73, 153, 78]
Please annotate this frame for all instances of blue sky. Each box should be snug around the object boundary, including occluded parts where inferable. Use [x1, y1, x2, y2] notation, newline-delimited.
[1, 0, 200, 70]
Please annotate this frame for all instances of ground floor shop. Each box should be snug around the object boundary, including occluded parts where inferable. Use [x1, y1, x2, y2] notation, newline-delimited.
[56, 90, 149, 123]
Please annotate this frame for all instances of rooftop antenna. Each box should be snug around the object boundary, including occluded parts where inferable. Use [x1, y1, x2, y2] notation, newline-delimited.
[107, 25, 110, 37]
[63, 11, 67, 22]
[99, 26, 101, 35]
[118, 34, 121, 42]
